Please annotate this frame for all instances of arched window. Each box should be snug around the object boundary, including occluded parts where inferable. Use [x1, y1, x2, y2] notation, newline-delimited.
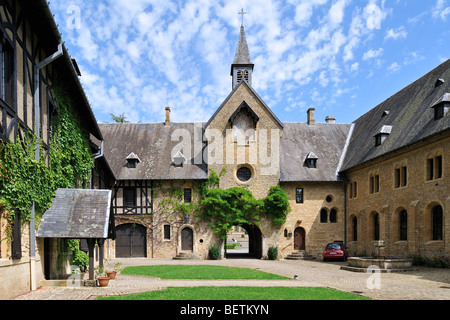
[373, 213, 380, 240]
[320, 208, 328, 223]
[432, 205, 443, 241]
[330, 209, 337, 223]
[399, 210, 407, 241]
[352, 216, 358, 241]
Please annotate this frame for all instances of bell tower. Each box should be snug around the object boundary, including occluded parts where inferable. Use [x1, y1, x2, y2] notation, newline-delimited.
[231, 10, 254, 89]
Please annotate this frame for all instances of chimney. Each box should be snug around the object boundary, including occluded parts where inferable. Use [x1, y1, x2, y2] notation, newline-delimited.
[325, 116, 336, 124]
[307, 108, 315, 125]
[165, 106, 171, 126]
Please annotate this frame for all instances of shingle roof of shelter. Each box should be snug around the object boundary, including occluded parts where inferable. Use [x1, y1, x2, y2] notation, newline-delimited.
[280, 123, 353, 182]
[340, 59, 450, 172]
[37, 189, 113, 239]
[100, 123, 208, 181]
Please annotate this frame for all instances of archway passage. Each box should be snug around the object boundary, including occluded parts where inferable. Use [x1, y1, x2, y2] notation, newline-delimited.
[226, 223, 262, 259]
[115, 224, 147, 258]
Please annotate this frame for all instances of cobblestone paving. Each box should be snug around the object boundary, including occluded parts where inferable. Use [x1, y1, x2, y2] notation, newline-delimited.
[13, 258, 450, 300]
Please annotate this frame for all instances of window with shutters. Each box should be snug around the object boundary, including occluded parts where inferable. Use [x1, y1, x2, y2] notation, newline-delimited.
[124, 187, 136, 207]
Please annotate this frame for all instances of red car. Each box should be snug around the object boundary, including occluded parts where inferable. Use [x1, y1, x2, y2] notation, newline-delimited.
[323, 242, 348, 261]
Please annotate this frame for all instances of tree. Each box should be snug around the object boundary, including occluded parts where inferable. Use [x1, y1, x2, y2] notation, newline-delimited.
[110, 113, 129, 123]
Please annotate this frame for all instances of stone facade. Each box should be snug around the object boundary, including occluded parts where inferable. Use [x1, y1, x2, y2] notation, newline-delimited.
[345, 135, 450, 258]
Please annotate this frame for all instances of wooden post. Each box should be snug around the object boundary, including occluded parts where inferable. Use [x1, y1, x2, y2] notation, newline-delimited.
[87, 238, 96, 280]
[98, 238, 105, 267]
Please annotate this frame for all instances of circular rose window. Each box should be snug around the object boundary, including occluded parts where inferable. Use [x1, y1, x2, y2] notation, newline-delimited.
[236, 167, 252, 182]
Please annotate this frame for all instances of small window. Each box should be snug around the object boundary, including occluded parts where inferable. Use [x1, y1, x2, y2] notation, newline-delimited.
[184, 188, 192, 203]
[427, 155, 443, 181]
[236, 167, 252, 182]
[295, 188, 303, 203]
[124, 187, 136, 207]
[395, 166, 407, 188]
[164, 225, 171, 240]
[349, 181, 358, 199]
[370, 174, 380, 194]
[320, 208, 328, 223]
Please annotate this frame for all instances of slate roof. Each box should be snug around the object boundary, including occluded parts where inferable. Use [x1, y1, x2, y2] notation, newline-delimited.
[99, 123, 208, 181]
[37, 189, 113, 239]
[340, 59, 450, 172]
[280, 123, 353, 182]
[233, 25, 253, 65]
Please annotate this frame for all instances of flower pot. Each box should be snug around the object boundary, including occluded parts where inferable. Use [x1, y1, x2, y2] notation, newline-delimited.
[97, 277, 110, 287]
[107, 271, 117, 279]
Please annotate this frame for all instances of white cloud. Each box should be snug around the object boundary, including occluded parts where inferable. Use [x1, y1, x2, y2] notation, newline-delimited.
[433, 0, 450, 20]
[387, 62, 400, 72]
[385, 26, 407, 40]
[364, 0, 389, 30]
[363, 48, 384, 60]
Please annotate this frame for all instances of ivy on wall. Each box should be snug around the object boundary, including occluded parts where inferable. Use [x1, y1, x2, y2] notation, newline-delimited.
[0, 84, 93, 265]
[199, 169, 291, 239]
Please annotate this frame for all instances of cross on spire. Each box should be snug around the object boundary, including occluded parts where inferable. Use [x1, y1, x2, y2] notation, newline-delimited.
[238, 8, 247, 26]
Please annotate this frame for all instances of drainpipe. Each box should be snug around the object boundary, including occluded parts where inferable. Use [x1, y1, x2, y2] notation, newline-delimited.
[31, 42, 63, 291]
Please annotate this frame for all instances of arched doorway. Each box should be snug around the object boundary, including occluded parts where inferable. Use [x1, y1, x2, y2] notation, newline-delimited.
[181, 227, 194, 251]
[115, 224, 147, 258]
[226, 223, 262, 259]
[294, 227, 306, 250]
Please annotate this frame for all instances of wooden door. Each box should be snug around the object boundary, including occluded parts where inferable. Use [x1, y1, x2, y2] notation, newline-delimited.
[181, 227, 193, 251]
[294, 227, 305, 250]
[115, 224, 147, 258]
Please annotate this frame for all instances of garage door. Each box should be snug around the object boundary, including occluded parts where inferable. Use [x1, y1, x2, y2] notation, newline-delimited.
[115, 224, 147, 258]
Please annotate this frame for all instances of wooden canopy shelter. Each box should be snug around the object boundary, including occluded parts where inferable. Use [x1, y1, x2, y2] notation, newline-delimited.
[38, 189, 115, 280]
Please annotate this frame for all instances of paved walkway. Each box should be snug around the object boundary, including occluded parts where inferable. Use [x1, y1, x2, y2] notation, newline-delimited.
[13, 258, 450, 300]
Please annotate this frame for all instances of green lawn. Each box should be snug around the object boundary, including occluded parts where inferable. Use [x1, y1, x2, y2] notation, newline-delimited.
[100, 265, 370, 300]
[121, 265, 290, 280]
[98, 286, 370, 300]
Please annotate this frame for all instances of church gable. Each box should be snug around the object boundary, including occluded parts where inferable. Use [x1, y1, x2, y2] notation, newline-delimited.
[205, 81, 283, 132]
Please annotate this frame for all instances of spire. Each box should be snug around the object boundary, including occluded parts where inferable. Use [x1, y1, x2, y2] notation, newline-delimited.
[233, 24, 253, 65]
[231, 10, 254, 89]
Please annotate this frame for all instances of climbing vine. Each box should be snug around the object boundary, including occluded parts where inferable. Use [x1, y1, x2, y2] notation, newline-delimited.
[0, 84, 93, 261]
[199, 169, 291, 239]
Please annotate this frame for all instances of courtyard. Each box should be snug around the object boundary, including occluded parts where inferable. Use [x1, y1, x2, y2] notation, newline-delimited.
[13, 257, 450, 301]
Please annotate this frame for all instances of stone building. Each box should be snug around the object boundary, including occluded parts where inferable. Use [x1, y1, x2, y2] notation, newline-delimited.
[101, 23, 448, 262]
[0, 0, 111, 299]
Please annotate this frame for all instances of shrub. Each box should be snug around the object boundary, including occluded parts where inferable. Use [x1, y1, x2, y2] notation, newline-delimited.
[209, 245, 221, 260]
[267, 246, 278, 260]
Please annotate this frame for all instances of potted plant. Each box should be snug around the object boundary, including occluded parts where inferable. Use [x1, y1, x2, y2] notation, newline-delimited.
[105, 259, 123, 279]
[94, 265, 110, 287]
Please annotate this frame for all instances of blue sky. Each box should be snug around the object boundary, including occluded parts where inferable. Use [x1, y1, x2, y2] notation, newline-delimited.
[48, 0, 450, 125]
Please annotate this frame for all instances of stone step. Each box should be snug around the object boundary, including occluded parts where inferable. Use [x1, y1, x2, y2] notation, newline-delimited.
[173, 252, 201, 260]
[285, 251, 314, 260]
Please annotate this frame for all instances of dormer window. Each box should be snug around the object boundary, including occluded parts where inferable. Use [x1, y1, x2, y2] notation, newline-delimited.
[126, 152, 140, 168]
[431, 93, 450, 120]
[305, 152, 318, 168]
[173, 151, 187, 168]
[374, 125, 392, 147]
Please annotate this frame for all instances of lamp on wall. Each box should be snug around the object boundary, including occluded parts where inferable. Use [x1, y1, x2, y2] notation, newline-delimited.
[185, 214, 190, 224]
[288, 231, 293, 237]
